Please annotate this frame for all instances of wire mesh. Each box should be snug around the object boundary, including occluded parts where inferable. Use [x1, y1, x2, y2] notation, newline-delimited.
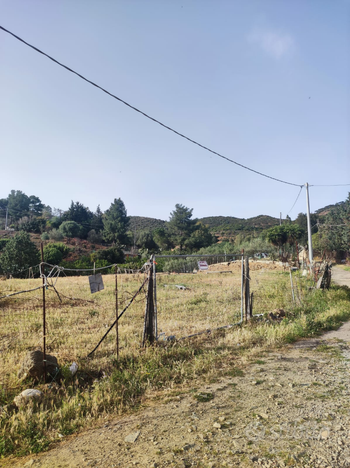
[155, 258, 296, 339]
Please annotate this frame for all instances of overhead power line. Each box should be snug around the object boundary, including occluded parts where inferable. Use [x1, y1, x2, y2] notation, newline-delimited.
[310, 184, 350, 187]
[319, 224, 349, 228]
[0, 25, 304, 188]
[287, 185, 303, 216]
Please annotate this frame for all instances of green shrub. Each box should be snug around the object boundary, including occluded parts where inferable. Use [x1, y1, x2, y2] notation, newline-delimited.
[0, 232, 40, 278]
[60, 257, 111, 275]
[59, 221, 82, 238]
[0, 239, 10, 251]
[97, 247, 125, 264]
[163, 258, 198, 273]
[49, 229, 64, 241]
[87, 229, 103, 244]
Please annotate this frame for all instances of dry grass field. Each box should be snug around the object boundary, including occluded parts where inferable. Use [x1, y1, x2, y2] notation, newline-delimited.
[1, 263, 350, 458]
[1, 263, 289, 381]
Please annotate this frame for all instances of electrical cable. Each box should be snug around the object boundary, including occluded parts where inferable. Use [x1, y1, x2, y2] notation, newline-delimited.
[287, 186, 304, 216]
[310, 184, 350, 187]
[0, 25, 303, 188]
[318, 224, 349, 228]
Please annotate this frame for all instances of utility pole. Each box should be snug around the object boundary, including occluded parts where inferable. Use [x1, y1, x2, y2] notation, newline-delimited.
[279, 212, 282, 225]
[305, 182, 313, 267]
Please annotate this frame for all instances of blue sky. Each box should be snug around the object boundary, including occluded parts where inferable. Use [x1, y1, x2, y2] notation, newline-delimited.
[1, 0, 349, 221]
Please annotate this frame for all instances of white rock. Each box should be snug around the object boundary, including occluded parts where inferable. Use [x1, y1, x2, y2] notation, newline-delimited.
[125, 431, 140, 443]
[69, 362, 78, 376]
[24, 460, 35, 467]
[13, 389, 43, 407]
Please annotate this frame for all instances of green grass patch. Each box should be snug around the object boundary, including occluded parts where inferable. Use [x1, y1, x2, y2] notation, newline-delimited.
[193, 392, 214, 402]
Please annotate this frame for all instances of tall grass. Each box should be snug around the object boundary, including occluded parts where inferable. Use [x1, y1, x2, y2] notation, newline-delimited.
[1, 269, 350, 458]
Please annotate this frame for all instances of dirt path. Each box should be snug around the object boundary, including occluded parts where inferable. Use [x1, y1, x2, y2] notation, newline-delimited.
[331, 266, 350, 288]
[322, 266, 350, 342]
[2, 267, 350, 468]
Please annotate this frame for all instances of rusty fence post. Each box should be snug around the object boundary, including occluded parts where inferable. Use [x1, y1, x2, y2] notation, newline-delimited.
[40, 243, 47, 383]
[115, 265, 119, 358]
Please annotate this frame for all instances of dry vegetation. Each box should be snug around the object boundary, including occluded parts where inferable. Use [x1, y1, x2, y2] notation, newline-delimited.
[1, 264, 350, 459]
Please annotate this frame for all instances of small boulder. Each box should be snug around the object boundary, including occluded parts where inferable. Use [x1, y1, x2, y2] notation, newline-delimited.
[124, 431, 140, 443]
[14, 389, 43, 407]
[18, 350, 58, 381]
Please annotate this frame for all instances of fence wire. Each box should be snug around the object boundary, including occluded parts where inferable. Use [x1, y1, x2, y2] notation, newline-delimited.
[155, 259, 298, 340]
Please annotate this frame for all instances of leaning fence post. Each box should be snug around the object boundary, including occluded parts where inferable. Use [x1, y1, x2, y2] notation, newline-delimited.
[115, 265, 119, 358]
[240, 250, 244, 322]
[40, 243, 47, 383]
[290, 269, 295, 303]
[142, 261, 155, 346]
[153, 255, 158, 340]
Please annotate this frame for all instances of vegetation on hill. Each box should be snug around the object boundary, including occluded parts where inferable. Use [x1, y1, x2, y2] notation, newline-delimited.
[129, 216, 166, 232]
[0, 190, 349, 271]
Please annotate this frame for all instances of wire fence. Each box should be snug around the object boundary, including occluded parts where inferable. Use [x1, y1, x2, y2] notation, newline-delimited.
[154, 255, 298, 341]
[0, 252, 314, 392]
[0, 263, 151, 389]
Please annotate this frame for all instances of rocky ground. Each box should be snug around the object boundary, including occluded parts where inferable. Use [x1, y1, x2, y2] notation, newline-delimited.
[2, 267, 350, 468]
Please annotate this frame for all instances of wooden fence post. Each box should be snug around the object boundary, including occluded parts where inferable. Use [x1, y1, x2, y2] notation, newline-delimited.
[152, 255, 158, 340]
[115, 265, 119, 358]
[142, 261, 155, 346]
[244, 256, 252, 321]
[240, 250, 244, 322]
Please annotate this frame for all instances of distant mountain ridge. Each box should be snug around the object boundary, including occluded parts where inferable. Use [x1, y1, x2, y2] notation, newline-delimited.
[128, 199, 345, 236]
[128, 214, 280, 236]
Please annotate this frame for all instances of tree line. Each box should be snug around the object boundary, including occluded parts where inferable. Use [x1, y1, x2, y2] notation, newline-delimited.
[0, 190, 349, 277]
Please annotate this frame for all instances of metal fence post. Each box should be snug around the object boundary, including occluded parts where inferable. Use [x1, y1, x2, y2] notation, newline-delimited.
[40, 243, 47, 383]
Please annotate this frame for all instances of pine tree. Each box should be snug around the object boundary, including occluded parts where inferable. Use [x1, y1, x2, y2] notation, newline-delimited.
[168, 204, 197, 251]
[103, 198, 130, 246]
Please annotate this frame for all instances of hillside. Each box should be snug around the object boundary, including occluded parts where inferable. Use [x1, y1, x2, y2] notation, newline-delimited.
[129, 216, 166, 232]
[200, 214, 280, 232]
[315, 201, 345, 216]
[128, 214, 280, 236]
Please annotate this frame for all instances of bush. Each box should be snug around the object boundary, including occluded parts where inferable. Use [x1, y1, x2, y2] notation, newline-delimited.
[49, 229, 64, 241]
[87, 229, 103, 244]
[0, 239, 10, 252]
[43, 245, 62, 265]
[59, 221, 82, 238]
[17, 217, 46, 234]
[0, 232, 40, 278]
[163, 258, 198, 273]
[48, 216, 62, 229]
[97, 247, 125, 264]
[60, 257, 111, 275]
[41, 232, 49, 241]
